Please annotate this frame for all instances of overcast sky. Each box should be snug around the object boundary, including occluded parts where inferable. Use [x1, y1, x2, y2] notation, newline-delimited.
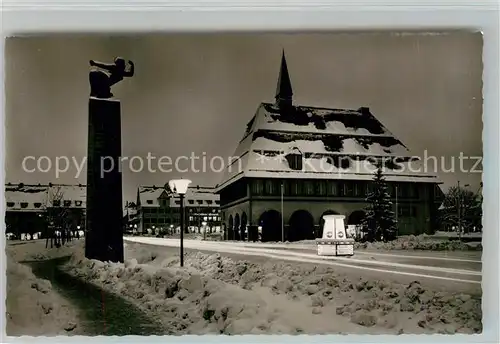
[5, 32, 483, 202]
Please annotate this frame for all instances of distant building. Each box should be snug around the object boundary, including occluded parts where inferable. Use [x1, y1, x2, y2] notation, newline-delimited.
[136, 185, 221, 233]
[123, 201, 139, 232]
[216, 52, 444, 242]
[5, 183, 86, 237]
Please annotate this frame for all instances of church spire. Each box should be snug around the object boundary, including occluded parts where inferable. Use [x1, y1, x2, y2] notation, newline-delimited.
[275, 50, 293, 108]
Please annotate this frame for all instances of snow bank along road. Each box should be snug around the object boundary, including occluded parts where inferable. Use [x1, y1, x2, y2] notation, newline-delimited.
[124, 237, 481, 294]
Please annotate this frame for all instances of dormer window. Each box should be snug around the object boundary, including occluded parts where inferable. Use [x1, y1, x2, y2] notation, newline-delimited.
[75, 200, 82, 206]
[64, 200, 71, 207]
[146, 200, 153, 205]
[53, 200, 61, 207]
[286, 151, 303, 171]
[20, 202, 28, 209]
[34, 202, 42, 208]
[7, 202, 14, 207]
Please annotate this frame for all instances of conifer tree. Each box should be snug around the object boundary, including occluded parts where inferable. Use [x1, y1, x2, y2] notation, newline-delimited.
[361, 166, 398, 242]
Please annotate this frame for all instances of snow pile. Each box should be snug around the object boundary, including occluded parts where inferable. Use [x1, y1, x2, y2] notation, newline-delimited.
[353, 235, 483, 251]
[65, 250, 303, 334]
[181, 250, 482, 334]
[5, 247, 81, 336]
[64, 243, 482, 334]
[220, 235, 482, 251]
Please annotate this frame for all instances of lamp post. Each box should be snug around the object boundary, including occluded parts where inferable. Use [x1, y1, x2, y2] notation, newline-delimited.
[281, 181, 284, 242]
[395, 185, 398, 237]
[167, 179, 192, 267]
[457, 182, 470, 239]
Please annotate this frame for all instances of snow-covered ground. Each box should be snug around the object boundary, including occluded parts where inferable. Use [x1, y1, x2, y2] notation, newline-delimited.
[5, 240, 83, 336]
[63, 240, 482, 335]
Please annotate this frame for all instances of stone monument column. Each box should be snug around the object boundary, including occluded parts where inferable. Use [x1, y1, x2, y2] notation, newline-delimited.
[85, 57, 134, 263]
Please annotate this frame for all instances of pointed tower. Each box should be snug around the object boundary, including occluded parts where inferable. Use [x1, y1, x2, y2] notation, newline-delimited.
[275, 50, 293, 109]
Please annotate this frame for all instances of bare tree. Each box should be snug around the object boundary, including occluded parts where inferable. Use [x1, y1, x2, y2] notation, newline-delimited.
[45, 186, 69, 248]
[439, 185, 481, 236]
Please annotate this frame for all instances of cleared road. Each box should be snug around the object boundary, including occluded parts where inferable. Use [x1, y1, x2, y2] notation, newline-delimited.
[124, 237, 482, 294]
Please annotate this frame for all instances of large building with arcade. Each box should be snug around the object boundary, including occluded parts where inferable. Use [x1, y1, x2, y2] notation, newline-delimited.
[215, 52, 443, 242]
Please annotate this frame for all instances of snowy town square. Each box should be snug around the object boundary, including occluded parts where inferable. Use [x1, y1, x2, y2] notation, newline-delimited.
[4, 32, 483, 336]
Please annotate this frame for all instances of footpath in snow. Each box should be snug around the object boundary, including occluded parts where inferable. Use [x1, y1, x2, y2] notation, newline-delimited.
[5, 240, 83, 336]
[5, 240, 165, 337]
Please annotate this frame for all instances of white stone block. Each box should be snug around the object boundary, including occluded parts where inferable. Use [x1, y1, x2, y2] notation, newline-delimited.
[316, 214, 354, 256]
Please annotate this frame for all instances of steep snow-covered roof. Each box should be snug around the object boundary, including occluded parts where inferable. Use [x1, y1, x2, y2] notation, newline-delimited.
[5, 183, 86, 211]
[5, 184, 48, 212]
[217, 102, 440, 191]
[137, 186, 167, 207]
[138, 185, 220, 208]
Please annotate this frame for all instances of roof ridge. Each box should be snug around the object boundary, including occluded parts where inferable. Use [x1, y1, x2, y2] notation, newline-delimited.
[261, 101, 362, 113]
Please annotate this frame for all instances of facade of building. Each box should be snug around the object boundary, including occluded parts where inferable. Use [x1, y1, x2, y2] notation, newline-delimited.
[123, 201, 139, 232]
[5, 183, 86, 238]
[216, 52, 444, 242]
[136, 185, 221, 233]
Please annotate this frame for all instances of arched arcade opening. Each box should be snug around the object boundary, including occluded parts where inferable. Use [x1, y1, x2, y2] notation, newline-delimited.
[234, 214, 241, 241]
[258, 210, 282, 242]
[228, 215, 234, 240]
[288, 210, 315, 242]
[347, 210, 366, 226]
[240, 212, 247, 241]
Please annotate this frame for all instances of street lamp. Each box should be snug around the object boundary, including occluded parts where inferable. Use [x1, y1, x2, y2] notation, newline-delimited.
[458, 182, 470, 238]
[167, 179, 192, 267]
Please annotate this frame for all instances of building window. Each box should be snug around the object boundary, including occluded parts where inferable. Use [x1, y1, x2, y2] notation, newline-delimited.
[399, 184, 407, 198]
[188, 200, 194, 205]
[343, 182, 354, 197]
[366, 182, 373, 196]
[53, 200, 61, 207]
[34, 202, 42, 208]
[175, 200, 180, 205]
[353, 182, 362, 197]
[304, 181, 315, 195]
[197, 200, 203, 205]
[64, 200, 71, 207]
[290, 181, 303, 196]
[20, 202, 28, 208]
[327, 181, 338, 196]
[264, 180, 277, 195]
[315, 180, 327, 196]
[206, 200, 213, 205]
[398, 205, 417, 217]
[75, 200, 82, 206]
[286, 153, 303, 171]
[7, 202, 14, 207]
[252, 180, 264, 195]
[408, 183, 418, 198]
[146, 200, 153, 205]
[189, 216, 193, 221]
[215, 200, 220, 205]
[281, 180, 290, 195]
